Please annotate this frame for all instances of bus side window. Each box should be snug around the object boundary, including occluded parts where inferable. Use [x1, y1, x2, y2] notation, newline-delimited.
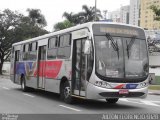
[47, 37, 57, 59]
[23, 44, 29, 60]
[57, 34, 71, 59]
[29, 42, 37, 60]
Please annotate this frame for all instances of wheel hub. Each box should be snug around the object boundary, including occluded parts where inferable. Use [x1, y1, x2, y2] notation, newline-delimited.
[64, 87, 70, 98]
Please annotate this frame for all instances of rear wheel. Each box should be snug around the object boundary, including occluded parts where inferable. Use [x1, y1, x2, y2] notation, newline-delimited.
[60, 81, 73, 104]
[106, 98, 119, 104]
[21, 76, 29, 92]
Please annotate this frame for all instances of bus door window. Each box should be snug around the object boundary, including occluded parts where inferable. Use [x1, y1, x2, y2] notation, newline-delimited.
[38, 45, 46, 88]
[81, 40, 86, 91]
[15, 50, 20, 62]
[75, 40, 81, 90]
[73, 38, 88, 92]
[14, 50, 20, 83]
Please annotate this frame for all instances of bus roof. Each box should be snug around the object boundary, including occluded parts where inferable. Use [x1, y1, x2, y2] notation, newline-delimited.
[12, 22, 144, 46]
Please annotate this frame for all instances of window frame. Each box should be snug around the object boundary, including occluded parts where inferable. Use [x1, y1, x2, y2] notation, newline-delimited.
[30, 42, 37, 51]
[48, 36, 58, 49]
[57, 33, 71, 59]
[47, 36, 58, 60]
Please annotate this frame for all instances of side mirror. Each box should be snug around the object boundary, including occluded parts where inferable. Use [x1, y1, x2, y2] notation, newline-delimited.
[84, 39, 91, 55]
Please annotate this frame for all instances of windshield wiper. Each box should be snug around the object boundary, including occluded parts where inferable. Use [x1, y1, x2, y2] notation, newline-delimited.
[126, 36, 136, 59]
[106, 33, 119, 59]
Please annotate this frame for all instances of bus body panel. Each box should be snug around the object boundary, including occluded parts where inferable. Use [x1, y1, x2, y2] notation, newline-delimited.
[86, 82, 148, 99]
[10, 22, 149, 100]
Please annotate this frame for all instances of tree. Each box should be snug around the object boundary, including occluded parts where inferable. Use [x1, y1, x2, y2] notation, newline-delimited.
[64, 5, 102, 24]
[27, 9, 47, 27]
[81, 5, 102, 22]
[54, 5, 102, 31]
[63, 12, 83, 25]
[0, 9, 48, 75]
[54, 20, 73, 31]
[150, 5, 160, 21]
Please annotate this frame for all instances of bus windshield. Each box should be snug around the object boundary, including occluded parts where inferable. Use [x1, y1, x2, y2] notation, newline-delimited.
[93, 24, 149, 81]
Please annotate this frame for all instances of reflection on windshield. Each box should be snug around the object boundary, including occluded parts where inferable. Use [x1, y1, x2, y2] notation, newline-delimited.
[126, 36, 136, 58]
[95, 36, 124, 78]
[95, 35, 149, 79]
[106, 33, 119, 59]
[124, 38, 149, 78]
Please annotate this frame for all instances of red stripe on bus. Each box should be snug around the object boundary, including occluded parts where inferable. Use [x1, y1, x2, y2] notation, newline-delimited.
[34, 61, 62, 79]
[114, 84, 124, 89]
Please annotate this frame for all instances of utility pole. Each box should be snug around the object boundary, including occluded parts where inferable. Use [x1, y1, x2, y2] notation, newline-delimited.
[95, 0, 97, 21]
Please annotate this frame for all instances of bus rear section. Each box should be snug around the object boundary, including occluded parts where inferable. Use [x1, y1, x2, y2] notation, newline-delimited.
[85, 23, 149, 102]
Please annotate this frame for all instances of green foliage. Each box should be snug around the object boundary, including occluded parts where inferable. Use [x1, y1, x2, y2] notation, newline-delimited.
[150, 5, 160, 21]
[81, 5, 102, 22]
[54, 20, 73, 31]
[63, 5, 102, 24]
[0, 9, 48, 74]
[27, 9, 47, 27]
[54, 5, 102, 31]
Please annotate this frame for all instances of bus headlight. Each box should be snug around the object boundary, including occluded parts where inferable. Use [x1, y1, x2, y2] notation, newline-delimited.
[94, 81, 111, 88]
[140, 81, 148, 88]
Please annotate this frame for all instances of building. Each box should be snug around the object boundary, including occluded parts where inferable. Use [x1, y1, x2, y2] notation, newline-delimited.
[120, 5, 130, 24]
[140, 0, 160, 30]
[129, 0, 140, 26]
[149, 55, 160, 85]
[108, 10, 121, 23]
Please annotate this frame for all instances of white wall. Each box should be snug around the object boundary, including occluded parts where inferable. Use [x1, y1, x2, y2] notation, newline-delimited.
[149, 67, 160, 76]
[2, 62, 10, 75]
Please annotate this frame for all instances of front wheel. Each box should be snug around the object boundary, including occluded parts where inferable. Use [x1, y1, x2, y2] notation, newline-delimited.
[60, 81, 73, 104]
[106, 98, 119, 104]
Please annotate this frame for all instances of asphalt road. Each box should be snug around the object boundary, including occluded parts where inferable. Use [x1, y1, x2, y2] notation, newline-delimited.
[0, 76, 160, 119]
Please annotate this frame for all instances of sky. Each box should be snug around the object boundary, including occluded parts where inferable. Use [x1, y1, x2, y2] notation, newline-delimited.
[0, 0, 129, 32]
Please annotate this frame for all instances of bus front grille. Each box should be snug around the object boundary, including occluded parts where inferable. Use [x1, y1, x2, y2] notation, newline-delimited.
[99, 92, 145, 98]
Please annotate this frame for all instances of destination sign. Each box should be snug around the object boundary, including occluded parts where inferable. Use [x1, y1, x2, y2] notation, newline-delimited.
[92, 24, 146, 39]
[100, 27, 139, 36]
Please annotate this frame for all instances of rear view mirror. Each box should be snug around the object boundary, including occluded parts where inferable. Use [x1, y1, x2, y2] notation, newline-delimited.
[84, 40, 91, 55]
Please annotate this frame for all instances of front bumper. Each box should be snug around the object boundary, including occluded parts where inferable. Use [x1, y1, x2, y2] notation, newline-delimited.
[86, 82, 148, 99]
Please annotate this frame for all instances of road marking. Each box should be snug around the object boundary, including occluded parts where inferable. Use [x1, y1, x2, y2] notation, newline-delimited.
[120, 98, 160, 107]
[120, 98, 143, 104]
[149, 101, 160, 103]
[2, 87, 10, 90]
[23, 93, 35, 98]
[148, 92, 153, 94]
[59, 105, 81, 112]
[141, 100, 160, 107]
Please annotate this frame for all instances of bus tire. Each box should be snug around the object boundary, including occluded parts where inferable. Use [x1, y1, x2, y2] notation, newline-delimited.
[106, 98, 119, 104]
[60, 81, 73, 104]
[21, 76, 29, 92]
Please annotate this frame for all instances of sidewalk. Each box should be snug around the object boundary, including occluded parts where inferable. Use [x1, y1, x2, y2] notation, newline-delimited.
[0, 74, 10, 79]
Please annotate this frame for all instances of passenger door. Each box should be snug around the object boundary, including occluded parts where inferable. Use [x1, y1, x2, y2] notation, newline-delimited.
[14, 50, 20, 83]
[37, 45, 46, 89]
[72, 38, 87, 96]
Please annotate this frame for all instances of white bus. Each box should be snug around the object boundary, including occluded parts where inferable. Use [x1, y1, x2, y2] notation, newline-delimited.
[10, 22, 149, 103]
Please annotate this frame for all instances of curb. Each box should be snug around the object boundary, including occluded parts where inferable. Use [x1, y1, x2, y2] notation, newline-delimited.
[148, 91, 160, 95]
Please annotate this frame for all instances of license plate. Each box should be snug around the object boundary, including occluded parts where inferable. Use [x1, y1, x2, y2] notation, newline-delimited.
[119, 89, 129, 94]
